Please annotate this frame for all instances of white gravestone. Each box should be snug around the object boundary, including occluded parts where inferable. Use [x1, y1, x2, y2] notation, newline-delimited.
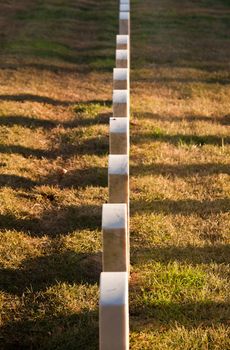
[110, 117, 129, 155]
[102, 203, 128, 272]
[119, 12, 130, 35]
[99, 271, 129, 350]
[113, 68, 129, 90]
[116, 49, 129, 68]
[108, 154, 129, 204]
[116, 35, 129, 50]
[113, 90, 129, 118]
[120, 4, 130, 12]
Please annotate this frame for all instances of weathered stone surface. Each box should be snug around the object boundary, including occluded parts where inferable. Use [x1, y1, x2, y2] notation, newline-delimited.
[100, 271, 129, 350]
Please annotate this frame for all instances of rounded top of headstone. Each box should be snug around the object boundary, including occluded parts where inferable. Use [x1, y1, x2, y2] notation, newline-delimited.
[116, 35, 129, 45]
[110, 117, 128, 133]
[100, 272, 129, 306]
[120, 4, 130, 12]
[120, 12, 129, 20]
[113, 68, 128, 81]
[102, 203, 127, 229]
[108, 154, 129, 175]
[116, 50, 128, 60]
[113, 89, 128, 103]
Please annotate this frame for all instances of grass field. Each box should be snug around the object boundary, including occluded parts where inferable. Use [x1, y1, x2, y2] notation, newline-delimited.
[0, 0, 230, 349]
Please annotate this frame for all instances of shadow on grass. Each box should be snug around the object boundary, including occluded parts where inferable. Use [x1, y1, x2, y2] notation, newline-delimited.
[45, 166, 107, 189]
[0, 166, 107, 190]
[134, 76, 230, 85]
[131, 162, 230, 177]
[0, 204, 101, 236]
[2, 132, 228, 162]
[56, 136, 109, 158]
[0, 250, 101, 295]
[133, 112, 230, 126]
[0, 175, 37, 189]
[0, 97, 111, 131]
[0, 94, 74, 106]
[0, 115, 58, 129]
[132, 198, 230, 216]
[0, 52, 114, 72]
[1, 163, 228, 191]
[0, 136, 109, 159]
[131, 244, 230, 265]
[130, 300, 230, 327]
[0, 310, 98, 350]
[0, 144, 53, 159]
[0, 112, 110, 130]
[132, 132, 230, 146]
[66, 112, 110, 127]
[0, 95, 112, 109]
[0, 61, 81, 74]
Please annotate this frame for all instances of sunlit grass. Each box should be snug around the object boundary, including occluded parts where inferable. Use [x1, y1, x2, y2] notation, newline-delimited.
[0, 0, 229, 348]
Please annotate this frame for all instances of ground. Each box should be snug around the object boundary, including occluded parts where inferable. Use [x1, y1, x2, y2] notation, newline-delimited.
[0, 0, 229, 349]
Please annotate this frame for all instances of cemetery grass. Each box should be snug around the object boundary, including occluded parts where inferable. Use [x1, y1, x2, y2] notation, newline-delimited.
[0, 0, 229, 349]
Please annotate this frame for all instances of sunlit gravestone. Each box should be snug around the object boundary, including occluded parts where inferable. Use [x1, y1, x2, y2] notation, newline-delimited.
[113, 68, 129, 90]
[99, 272, 129, 350]
[108, 154, 129, 204]
[113, 90, 129, 118]
[116, 35, 129, 50]
[120, 4, 130, 12]
[116, 49, 129, 68]
[119, 12, 130, 35]
[110, 117, 129, 155]
[100, 0, 131, 348]
[102, 203, 128, 272]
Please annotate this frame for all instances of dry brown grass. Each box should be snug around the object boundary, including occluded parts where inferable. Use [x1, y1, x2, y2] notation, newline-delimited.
[0, 0, 229, 349]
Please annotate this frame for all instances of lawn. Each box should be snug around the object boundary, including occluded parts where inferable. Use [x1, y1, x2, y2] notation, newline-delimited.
[0, 0, 229, 349]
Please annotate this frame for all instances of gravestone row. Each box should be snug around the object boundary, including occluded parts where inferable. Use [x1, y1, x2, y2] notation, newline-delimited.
[99, 1, 130, 349]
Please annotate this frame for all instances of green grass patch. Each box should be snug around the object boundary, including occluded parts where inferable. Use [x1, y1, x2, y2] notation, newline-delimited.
[73, 101, 111, 118]
[136, 263, 206, 305]
[130, 262, 227, 324]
